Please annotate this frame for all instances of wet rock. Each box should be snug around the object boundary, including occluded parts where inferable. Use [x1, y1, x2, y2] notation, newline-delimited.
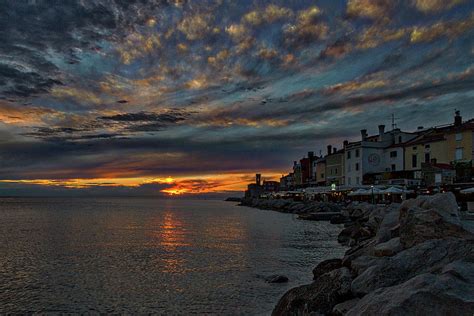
[313, 258, 342, 280]
[266, 275, 289, 283]
[272, 267, 352, 316]
[347, 260, 474, 316]
[351, 238, 474, 296]
[373, 237, 402, 257]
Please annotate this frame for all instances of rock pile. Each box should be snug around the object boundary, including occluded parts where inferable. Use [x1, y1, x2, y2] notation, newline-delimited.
[271, 193, 474, 315]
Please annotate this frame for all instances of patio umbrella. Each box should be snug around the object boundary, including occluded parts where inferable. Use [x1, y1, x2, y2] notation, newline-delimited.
[383, 187, 404, 194]
[461, 187, 474, 194]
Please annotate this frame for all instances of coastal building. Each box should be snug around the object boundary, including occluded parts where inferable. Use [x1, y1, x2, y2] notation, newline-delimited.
[325, 145, 345, 186]
[293, 161, 302, 187]
[279, 173, 295, 190]
[345, 125, 418, 186]
[315, 157, 326, 186]
[263, 180, 280, 192]
[404, 111, 474, 184]
[421, 160, 455, 186]
[245, 174, 263, 198]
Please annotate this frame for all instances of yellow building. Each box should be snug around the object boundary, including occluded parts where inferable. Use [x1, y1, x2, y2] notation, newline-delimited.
[404, 129, 449, 171]
[443, 117, 474, 163]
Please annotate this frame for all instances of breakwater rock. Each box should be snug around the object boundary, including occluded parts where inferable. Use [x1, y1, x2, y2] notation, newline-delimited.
[266, 193, 474, 315]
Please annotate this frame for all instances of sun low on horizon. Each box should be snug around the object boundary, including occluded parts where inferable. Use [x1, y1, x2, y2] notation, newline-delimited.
[0, 0, 473, 197]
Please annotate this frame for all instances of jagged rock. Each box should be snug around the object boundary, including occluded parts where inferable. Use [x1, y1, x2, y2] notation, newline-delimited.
[351, 238, 474, 296]
[266, 275, 289, 283]
[332, 298, 360, 316]
[399, 193, 473, 248]
[342, 238, 377, 268]
[375, 204, 400, 243]
[313, 259, 342, 280]
[347, 260, 474, 316]
[330, 214, 351, 224]
[272, 268, 353, 316]
[373, 237, 402, 257]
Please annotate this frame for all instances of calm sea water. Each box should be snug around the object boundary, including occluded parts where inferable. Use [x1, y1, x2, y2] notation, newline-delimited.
[0, 198, 345, 315]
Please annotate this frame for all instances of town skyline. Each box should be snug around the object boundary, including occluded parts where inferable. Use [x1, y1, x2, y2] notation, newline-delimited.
[0, 1, 473, 196]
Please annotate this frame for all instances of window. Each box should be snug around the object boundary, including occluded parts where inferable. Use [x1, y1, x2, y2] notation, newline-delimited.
[412, 146, 417, 150]
[412, 154, 417, 168]
[321, 173, 324, 179]
[335, 168, 338, 174]
[391, 164, 396, 171]
[456, 133, 463, 141]
[355, 149, 360, 158]
[347, 151, 351, 159]
[455, 147, 464, 161]
[425, 144, 430, 149]
[398, 136, 402, 143]
[390, 151, 397, 158]
[355, 163, 360, 171]
[425, 153, 430, 163]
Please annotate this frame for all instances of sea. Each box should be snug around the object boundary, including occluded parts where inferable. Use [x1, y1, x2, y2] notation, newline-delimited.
[0, 197, 346, 315]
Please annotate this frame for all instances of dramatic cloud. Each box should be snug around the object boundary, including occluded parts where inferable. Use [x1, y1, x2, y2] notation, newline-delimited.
[0, 0, 473, 195]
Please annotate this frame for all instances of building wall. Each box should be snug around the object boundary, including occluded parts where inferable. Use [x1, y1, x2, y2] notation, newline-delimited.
[325, 152, 344, 185]
[382, 147, 405, 172]
[404, 140, 449, 171]
[345, 145, 363, 186]
[446, 130, 473, 162]
[316, 161, 326, 184]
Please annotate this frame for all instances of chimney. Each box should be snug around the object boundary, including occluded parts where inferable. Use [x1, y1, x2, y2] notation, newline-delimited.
[308, 151, 314, 159]
[343, 140, 349, 147]
[378, 125, 385, 137]
[454, 110, 462, 127]
[333, 147, 337, 154]
[327, 145, 332, 156]
[256, 174, 261, 186]
[361, 129, 368, 140]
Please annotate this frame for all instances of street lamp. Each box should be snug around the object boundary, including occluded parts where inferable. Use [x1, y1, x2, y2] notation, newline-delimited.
[371, 185, 375, 204]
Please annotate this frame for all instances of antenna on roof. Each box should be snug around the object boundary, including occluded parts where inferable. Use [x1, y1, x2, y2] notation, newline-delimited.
[391, 113, 399, 130]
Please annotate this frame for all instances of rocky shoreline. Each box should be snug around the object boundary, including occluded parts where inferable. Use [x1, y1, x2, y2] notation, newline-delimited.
[240, 193, 474, 315]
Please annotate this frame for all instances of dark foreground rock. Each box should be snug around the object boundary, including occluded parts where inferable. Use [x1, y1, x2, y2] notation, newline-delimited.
[271, 193, 474, 315]
[272, 267, 353, 316]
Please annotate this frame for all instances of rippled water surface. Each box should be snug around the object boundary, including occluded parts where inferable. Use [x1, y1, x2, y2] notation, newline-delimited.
[0, 198, 345, 314]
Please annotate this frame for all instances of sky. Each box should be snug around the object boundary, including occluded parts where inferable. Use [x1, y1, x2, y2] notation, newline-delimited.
[0, 0, 473, 197]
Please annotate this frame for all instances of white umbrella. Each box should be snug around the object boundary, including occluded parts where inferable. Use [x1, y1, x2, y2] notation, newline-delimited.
[348, 189, 369, 196]
[461, 187, 474, 194]
[383, 187, 404, 194]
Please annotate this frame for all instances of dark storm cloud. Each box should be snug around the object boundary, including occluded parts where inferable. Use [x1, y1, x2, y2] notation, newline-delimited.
[0, 0, 171, 98]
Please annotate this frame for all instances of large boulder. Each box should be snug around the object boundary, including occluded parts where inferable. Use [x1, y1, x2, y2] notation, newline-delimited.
[313, 258, 342, 280]
[375, 203, 400, 243]
[351, 238, 474, 296]
[272, 267, 353, 316]
[347, 260, 474, 316]
[332, 298, 360, 316]
[373, 237, 402, 257]
[399, 193, 473, 248]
